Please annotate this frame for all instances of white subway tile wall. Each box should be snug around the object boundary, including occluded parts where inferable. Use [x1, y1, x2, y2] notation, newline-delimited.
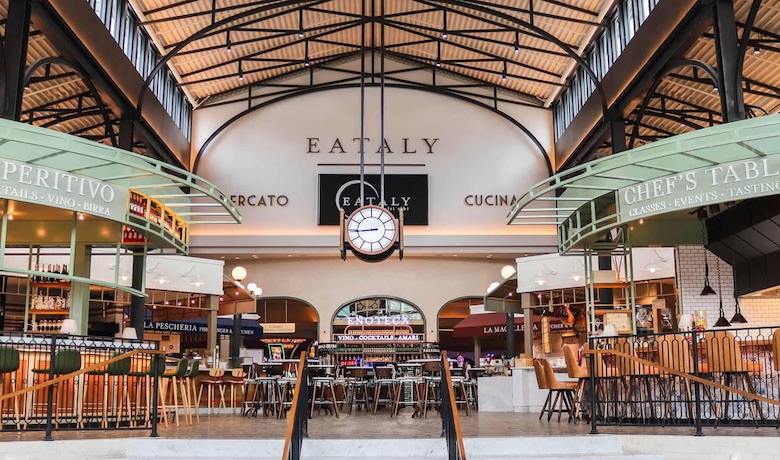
[675, 245, 780, 327]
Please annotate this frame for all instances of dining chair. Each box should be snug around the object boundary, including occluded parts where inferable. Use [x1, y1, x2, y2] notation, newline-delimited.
[563, 344, 588, 421]
[532, 359, 552, 420]
[541, 358, 577, 422]
[703, 331, 764, 422]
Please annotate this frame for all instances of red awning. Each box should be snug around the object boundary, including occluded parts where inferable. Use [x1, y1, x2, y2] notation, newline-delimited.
[452, 313, 570, 338]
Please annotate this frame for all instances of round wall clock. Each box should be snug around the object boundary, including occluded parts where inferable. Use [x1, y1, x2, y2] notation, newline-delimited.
[345, 205, 398, 256]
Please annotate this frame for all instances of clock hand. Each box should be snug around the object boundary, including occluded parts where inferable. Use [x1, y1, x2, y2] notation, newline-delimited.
[352, 228, 379, 232]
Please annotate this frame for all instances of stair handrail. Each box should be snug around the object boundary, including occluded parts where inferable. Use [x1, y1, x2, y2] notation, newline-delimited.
[282, 351, 309, 460]
[439, 351, 467, 460]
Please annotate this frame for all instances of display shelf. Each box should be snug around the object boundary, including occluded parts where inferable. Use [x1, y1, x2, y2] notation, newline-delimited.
[31, 282, 71, 289]
[30, 310, 70, 315]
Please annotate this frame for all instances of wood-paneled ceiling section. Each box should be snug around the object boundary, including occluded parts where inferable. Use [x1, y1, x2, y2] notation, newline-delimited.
[622, 0, 780, 152]
[135, 0, 609, 108]
[0, 0, 148, 153]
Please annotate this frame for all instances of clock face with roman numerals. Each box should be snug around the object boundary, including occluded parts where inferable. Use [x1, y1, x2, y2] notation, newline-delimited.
[346, 205, 397, 255]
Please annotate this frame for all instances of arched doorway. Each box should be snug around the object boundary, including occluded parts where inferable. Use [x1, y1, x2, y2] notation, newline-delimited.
[329, 296, 432, 365]
[437, 297, 481, 361]
[256, 297, 318, 359]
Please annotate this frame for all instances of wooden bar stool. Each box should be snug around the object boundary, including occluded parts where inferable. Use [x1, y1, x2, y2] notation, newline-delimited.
[159, 359, 190, 427]
[391, 376, 423, 417]
[0, 347, 21, 430]
[310, 376, 340, 417]
[127, 355, 166, 427]
[183, 361, 200, 423]
[198, 368, 227, 414]
[704, 331, 765, 422]
[372, 366, 395, 415]
[225, 369, 246, 413]
[29, 349, 81, 428]
[614, 338, 661, 422]
[421, 361, 442, 419]
[85, 351, 132, 428]
[346, 368, 371, 413]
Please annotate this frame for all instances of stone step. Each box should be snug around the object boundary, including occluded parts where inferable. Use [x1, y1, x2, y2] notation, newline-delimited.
[76, 436, 663, 460]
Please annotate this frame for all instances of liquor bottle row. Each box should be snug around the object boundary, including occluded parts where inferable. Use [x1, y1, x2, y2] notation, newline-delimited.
[31, 319, 65, 332]
[334, 344, 423, 354]
[336, 354, 433, 366]
[31, 293, 71, 311]
[129, 192, 149, 217]
[32, 264, 69, 283]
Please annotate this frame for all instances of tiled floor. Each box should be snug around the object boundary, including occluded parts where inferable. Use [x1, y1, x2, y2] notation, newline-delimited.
[0, 409, 776, 442]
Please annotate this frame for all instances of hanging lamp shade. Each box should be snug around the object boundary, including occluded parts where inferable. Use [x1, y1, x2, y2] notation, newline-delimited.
[729, 262, 747, 324]
[714, 305, 732, 327]
[730, 303, 748, 324]
[700, 253, 716, 295]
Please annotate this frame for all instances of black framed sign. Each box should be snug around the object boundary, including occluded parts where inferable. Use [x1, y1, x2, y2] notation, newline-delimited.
[318, 174, 428, 225]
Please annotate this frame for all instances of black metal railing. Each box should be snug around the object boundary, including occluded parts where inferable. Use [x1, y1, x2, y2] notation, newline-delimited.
[0, 330, 161, 439]
[282, 352, 310, 460]
[585, 326, 780, 435]
[439, 351, 466, 460]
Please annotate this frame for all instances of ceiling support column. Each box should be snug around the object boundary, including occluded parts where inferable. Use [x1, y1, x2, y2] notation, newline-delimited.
[609, 115, 627, 154]
[119, 117, 134, 152]
[710, 0, 745, 122]
[2, 0, 31, 120]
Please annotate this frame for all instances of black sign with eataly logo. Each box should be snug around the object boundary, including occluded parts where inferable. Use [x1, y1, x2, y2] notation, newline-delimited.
[318, 174, 428, 225]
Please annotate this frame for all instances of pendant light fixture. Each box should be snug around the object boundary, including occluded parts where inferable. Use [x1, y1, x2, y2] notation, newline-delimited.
[700, 219, 716, 295]
[714, 257, 731, 327]
[730, 259, 747, 324]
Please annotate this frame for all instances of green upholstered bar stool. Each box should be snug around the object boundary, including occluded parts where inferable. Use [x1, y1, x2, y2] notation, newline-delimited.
[0, 347, 21, 430]
[128, 355, 166, 427]
[183, 360, 200, 423]
[30, 349, 81, 428]
[160, 359, 190, 426]
[85, 352, 132, 428]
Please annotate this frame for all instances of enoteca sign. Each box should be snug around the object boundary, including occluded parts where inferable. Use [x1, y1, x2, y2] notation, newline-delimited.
[618, 157, 780, 221]
[0, 158, 129, 219]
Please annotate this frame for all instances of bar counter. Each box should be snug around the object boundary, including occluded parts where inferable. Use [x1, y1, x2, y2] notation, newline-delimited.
[478, 366, 575, 413]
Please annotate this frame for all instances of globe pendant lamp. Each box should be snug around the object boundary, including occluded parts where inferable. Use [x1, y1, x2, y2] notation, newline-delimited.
[730, 262, 747, 324]
[713, 258, 731, 327]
